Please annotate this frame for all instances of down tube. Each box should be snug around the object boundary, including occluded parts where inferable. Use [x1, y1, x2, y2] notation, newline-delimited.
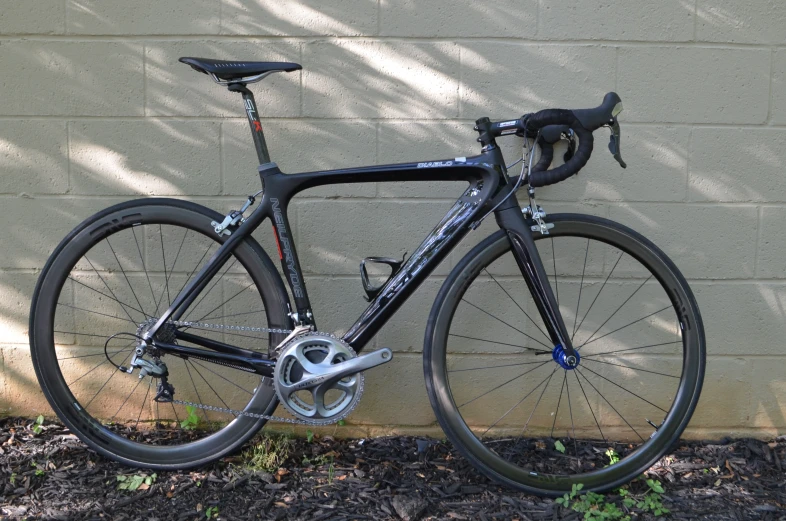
[342, 198, 478, 351]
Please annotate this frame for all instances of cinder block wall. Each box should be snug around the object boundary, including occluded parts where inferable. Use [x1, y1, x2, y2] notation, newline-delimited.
[1, 1, 784, 438]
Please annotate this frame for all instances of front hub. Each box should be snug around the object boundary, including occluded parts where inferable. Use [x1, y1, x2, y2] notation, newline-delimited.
[552, 344, 580, 370]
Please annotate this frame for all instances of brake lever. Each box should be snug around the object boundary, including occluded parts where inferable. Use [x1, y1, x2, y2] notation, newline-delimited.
[608, 117, 627, 168]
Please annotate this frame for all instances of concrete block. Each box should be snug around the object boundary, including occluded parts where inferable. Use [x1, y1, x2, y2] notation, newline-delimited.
[2, 346, 51, 416]
[749, 357, 786, 431]
[692, 282, 786, 355]
[145, 41, 301, 117]
[0, 196, 127, 269]
[351, 353, 435, 426]
[295, 199, 457, 276]
[696, 0, 786, 44]
[222, 0, 377, 36]
[69, 120, 220, 196]
[618, 47, 770, 124]
[608, 204, 758, 279]
[0, 42, 143, 116]
[66, 0, 221, 35]
[689, 357, 752, 428]
[689, 128, 786, 202]
[460, 43, 616, 118]
[0, 0, 65, 34]
[221, 119, 376, 197]
[540, 0, 694, 42]
[772, 50, 786, 125]
[758, 207, 786, 278]
[380, 0, 536, 37]
[0, 272, 38, 345]
[0, 121, 68, 194]
[303, 41, 460, 119]
[300, 276, 371, 339]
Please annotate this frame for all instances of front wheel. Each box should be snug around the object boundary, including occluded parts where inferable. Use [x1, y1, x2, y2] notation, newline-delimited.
[424, 214, 705, 495]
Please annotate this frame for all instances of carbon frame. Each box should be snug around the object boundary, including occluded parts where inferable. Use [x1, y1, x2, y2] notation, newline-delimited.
[145, 87, 575, 376]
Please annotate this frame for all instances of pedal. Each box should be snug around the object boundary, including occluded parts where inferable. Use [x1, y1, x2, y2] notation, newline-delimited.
[359, 254, 406, 301]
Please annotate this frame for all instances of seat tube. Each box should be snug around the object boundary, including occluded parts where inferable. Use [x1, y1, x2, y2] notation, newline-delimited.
[228, 83, 272, 164]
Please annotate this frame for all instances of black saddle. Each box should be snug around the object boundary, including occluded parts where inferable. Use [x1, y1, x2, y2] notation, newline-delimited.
[179, 57, 302, 81]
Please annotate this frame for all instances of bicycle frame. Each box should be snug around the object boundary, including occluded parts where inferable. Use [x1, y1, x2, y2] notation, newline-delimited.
[145, 87, 576, 375]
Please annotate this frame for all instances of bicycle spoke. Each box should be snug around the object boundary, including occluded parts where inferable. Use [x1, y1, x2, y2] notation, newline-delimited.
[579, 305, 673, 350]
[575, 368, 645, 442]
[573, 251, 623, 338]
[57, 348, 128, 361]
[173, 241, 214, 303]
[131, 226, 158, 314]
[572, 238, 589, 341]
[193, 279, 256, 325]
[481, 369, 556, 437]
[551, 371, 567, 438]
[159, 224, 171, 309]
[574, 370, 604, 442]
[105, 237, 150, 320]
[184, 259, 237, 323]
[579, 365, 668, 413]
[582, 358, 680, 378]
[458, 361, 551, 409]
[184, 361, 210, 423]
[57, 302, 137, 326]
[565, 374, 578, 456]
[84, 256, 141, 324]
[110, 377, 144, 422]
[448, 333, 550, 354]
[155, 227, 189, 317]
[191, 360, 253, 395]
[449, 359, 549, 373]
[551, 237, 559, 306]
[484, 268, 550, 342]
[460, 299, 551, 349]
[68, 274, 145, 323]
[135, 378, 152, 430]
[84, 351, 132, 409]
[577, 275, 652, 349]
[521, 366, 558, 435]
[582, 340, 681, 359]
[188, 361, 237, 417]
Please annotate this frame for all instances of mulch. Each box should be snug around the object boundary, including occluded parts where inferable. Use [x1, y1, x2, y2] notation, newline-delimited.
[0, 417, 784, 520]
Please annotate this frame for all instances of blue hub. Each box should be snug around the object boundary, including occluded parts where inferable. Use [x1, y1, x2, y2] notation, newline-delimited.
[552, 344, 579, 370]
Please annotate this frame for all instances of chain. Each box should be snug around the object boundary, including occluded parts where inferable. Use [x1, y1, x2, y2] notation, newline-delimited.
[170, 319, 293, 335]
[163, 320, 323, 425]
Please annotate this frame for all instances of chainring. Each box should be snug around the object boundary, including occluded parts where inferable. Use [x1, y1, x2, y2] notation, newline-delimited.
[273, 333, 364, 425]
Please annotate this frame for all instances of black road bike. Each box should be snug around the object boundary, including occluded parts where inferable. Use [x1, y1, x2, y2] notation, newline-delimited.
[29, 57, 705, 495]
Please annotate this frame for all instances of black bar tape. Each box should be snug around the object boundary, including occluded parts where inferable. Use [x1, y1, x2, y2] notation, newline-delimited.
[532, 140, 553, 172]
[525, 109, 594, 187]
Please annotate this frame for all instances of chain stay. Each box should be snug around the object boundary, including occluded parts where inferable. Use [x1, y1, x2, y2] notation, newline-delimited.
[165, 320, 327, 425]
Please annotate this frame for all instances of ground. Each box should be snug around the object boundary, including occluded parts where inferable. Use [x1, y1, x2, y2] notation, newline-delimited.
[0, 417, 784, 520]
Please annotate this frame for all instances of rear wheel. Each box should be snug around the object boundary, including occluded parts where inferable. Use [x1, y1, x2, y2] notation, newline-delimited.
[30, 199, 291, 470]
[425, 214, 705, 495]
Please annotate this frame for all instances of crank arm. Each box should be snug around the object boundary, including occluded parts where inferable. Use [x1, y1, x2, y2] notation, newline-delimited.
[278, 348, 393, 397]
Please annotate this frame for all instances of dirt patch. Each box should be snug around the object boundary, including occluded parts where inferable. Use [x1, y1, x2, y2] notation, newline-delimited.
[0, 417, 784, 520]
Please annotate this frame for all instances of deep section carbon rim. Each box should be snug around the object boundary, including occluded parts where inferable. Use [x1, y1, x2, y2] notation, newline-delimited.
[426, 215, 704, 494]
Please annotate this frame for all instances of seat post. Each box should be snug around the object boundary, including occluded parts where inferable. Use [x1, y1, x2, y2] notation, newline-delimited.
[228, 83, 272, 165]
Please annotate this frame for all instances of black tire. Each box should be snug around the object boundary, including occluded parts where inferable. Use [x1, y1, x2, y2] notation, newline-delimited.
[424, 214, 705, 495]
[30, 198, 291, 470]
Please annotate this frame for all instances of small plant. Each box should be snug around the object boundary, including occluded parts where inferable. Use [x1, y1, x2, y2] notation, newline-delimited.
[554, 440, 566, 453]
[556, 484, 631, 521]
[605, 448, 620, 466]
[10, 473, 17, 485]
[31, 461, 46, 477]
[337, 419, 346, 426]
[32, 415, 45, 435]
[116, 473, 157, 492]
[242, 434, 293, 473]
[327, 461, 335, 483]
[306, 430, 314, 443]
[180, 406, 200, 430]
[638, 479, 669, 516]
[205, 506, 219, 518]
